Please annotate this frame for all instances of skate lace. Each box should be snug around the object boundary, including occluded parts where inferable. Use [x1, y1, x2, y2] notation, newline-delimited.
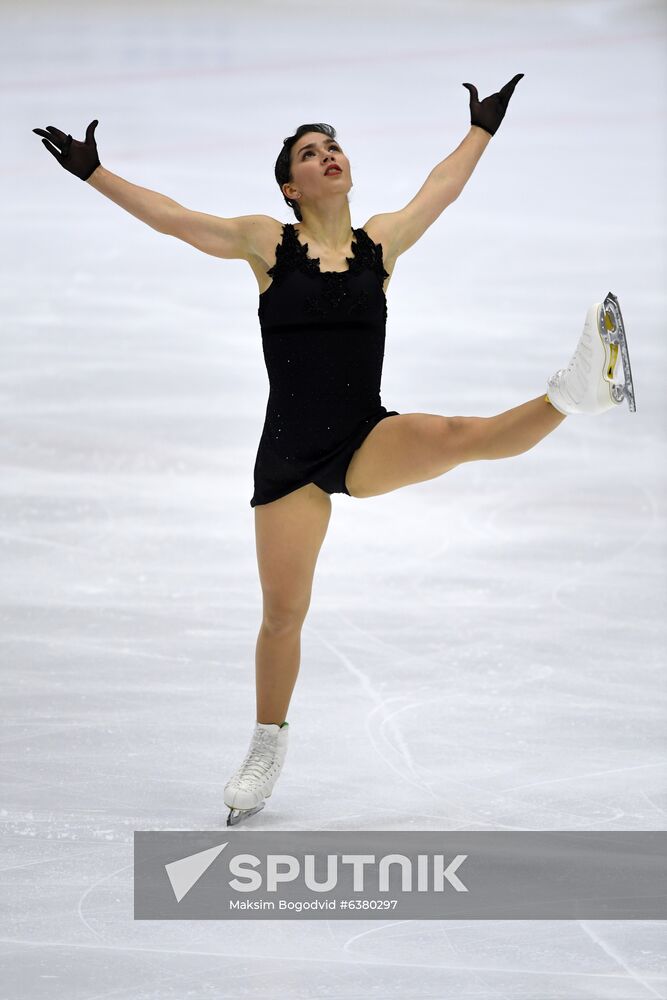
[235, 730, 277, 786]
[564, 328, 593, 397]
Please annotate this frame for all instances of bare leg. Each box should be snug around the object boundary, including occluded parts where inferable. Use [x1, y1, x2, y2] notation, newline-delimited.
[345, 398, 567, 499]
[465, 394, 567, 462]
[253, 482, 332, 726]
[255, 622, 303, 725]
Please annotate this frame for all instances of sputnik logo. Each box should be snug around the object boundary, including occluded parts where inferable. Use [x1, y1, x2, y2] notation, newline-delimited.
[164, 843, 469, 901]
[165, 841, 228, 902]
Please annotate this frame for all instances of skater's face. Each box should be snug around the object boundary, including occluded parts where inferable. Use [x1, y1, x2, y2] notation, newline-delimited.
[283, 131, 352, 208]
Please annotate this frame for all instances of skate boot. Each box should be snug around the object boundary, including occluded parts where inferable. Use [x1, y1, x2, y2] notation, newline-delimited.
[546, 292, 636, 415]
[224, 721, 289, 826]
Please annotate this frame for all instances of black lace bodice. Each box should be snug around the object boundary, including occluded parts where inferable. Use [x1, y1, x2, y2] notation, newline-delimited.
[261, 222, 389, 318]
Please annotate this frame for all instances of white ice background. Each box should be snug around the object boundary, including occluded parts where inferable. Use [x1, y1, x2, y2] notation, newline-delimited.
[1, 0, 666, 997]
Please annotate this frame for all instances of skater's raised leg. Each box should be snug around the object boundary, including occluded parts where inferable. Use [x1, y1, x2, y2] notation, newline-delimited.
[462, 394, 566, 462]
[345, 296, 634, 499]
[345, 399, 564, 498]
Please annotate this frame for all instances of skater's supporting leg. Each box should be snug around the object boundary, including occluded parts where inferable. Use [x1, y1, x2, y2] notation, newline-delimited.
[254, 621, 303, 725]
[253, 482, 332, 725]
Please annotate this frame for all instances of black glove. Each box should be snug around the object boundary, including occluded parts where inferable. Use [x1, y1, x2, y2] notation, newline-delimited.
[32, 119, 101, 180]
[462, 74, 524, 136]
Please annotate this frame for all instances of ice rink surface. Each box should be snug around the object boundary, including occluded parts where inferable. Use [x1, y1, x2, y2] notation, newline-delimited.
[2, 0, 666, 996]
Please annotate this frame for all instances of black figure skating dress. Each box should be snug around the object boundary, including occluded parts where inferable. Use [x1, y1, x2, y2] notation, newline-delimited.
[250, 222, 399, 507]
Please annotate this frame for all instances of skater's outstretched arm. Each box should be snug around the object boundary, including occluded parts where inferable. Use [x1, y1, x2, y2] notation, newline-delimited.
[32, 118, 273, 259]
[364, 73, 524, 262]
[86, 165, 185, 235]
[33, 118, 186, 236]
[427, 72, 525, 199]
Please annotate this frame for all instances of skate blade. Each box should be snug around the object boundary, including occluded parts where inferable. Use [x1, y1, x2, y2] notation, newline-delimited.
[226, 801, 265, 826]
[599, 292, 636, 411]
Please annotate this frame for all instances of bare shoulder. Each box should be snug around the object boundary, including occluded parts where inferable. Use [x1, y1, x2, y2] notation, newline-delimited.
[244, 216, 285, 294]
[244, 215, 284, 263]
[361, 213, 400, 264]
[361, 214, 399, 292]
[169, 208, 282, 264]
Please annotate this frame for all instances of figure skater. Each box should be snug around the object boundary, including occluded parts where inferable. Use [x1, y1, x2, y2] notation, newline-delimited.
[33, 73, 635, 826]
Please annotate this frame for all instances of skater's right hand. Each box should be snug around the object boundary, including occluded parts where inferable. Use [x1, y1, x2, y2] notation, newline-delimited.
[32, 119, 101, 181]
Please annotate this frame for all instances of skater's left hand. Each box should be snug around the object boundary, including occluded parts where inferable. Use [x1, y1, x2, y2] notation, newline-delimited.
[462, 73, 524, 136]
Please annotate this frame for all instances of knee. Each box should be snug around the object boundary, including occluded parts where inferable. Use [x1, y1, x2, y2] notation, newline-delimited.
[440, 415, 486, 464]
[261, 599, 309, 636]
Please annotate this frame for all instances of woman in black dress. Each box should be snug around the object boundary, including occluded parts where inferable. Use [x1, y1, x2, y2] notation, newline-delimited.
[34, 74, 634, 825]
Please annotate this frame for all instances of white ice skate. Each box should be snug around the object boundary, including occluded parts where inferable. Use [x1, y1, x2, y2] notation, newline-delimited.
[224, 721, 289, 826]
[546, 292, 636, 415]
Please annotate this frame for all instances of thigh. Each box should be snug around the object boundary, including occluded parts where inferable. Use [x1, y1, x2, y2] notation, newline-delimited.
[254, 482, 332, 620]
[345, 412, 470, 498]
